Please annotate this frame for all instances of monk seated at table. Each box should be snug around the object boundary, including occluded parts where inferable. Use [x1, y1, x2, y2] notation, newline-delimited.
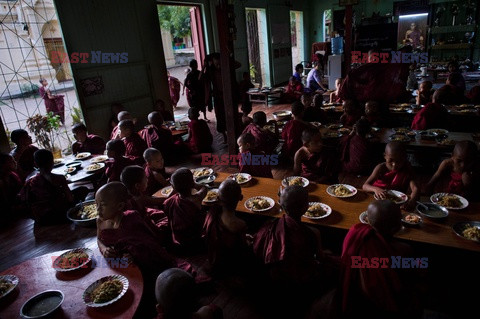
[425, 140, 480, 201]
[111, 110, 133, 140]
[19, 149, 75, 225]
[104, 139, 135, 182]
[294, 128, 339, 184]
[163, 168, 207, 253]
[365, 100, 389, 128]
[340, 117, 374, 177]
[119, 119, 148, 165]
[237, 132, 273, 178]
[71, 123, 105, 155]
[340, 100, 361, 127]
[329, 78, 343, 104]
[0, 153, 23, 220]
[282, 101, 311, 159]
[242, 111, 278, 155]
[283, 76, 304, 102]
[411, 87, 450, 130]
[468, 84, 480, 104]
[186, 107, 213, 154]
[340, 200, 422, 319]
[415, 81, 434, 106]
[139, 111, 176, 165]
[155, 268, 223, 319]
[9, 129, 38, 181]
[363, 142, 419, 210]
[304, 94, 327, 123]
[143, 148, 168, 196]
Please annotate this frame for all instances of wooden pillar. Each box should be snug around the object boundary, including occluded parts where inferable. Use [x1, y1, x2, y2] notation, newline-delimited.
[344, 5, 353, 74]
[216, 1, 238, 156]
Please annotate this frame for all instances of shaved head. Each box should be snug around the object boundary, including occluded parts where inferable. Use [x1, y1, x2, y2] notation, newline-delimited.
[155, 268, 195, 318]
[280, 185, 309, 220]
[117, 111, 132, 122]
[385, 141, 406, 157]
[171, 167, 194, 196]
[148, 111, 164, 127]
[367, 200, 402, 237]
[218, 179, 242, 210]
[453, 140, 477, 158]
[96, 182, 129, 204]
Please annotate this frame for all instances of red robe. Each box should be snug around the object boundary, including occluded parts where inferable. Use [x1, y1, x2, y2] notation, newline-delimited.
[372, 167, 412, 192]
[253, 215, 319, 285]
[105, 156, 135, 182]
[123, 134, 147, 165]
[340, 113, 361, 127]
[284, 82, 304, 100]
[446, 172, 464, 195]
[110, 125, 120, 140]
[168, 76, 181, 105]
[144, 165, 166, 196]
[238, 151, 273, 178]
[187, 119, 213, 154]
[19, 173, 72, 224]
[10, 144, 38, 181]
[138, 125, 174, 158]
[72, 134, 105, 155]
[1, 171, 22, 217]
[301, 150, 339, 183]
[340, 135, 371, 175]
[282, 119, 309, 159]
[163, 193, 205, 249]
[242, 123, 278, 155]
[411, 102, 448, 131]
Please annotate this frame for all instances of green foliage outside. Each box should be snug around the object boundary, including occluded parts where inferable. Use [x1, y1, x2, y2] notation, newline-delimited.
[158, 5, 191, 39]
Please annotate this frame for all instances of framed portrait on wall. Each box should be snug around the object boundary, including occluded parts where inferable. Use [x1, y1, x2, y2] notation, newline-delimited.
[397, 13, 428, 51]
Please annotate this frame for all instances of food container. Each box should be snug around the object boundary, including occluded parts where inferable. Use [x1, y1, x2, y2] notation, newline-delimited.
[67, 200, 97, 227]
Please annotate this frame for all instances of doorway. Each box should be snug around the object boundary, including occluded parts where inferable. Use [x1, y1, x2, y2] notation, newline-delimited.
[245, 8, 270, 88]
[290, 11, 304, 72]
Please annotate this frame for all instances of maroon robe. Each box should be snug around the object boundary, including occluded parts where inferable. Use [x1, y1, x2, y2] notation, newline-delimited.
[411, 102, 449, 131]
[253, 215, 320, 285]
[163, 193, 205, 249]
[110, 125, 120, 140]
[187, 119, 213, 154]
[105, 156, 135, 182]
[144, 165, 166, 196]
[72, 134, 105, 155]
[123, 134, 147, 165]
[282, 119, 309, 159]
[39, 86, 65, 123]
[1, 171, 22, 217]
[238, 151, 273, 178]
[340, 113, 361, 127]
[301, 150, 339, 183]
[185, 69, 205, 111]
[19, 173, 72, 224]
[446, 172, 464, 195]
[340, 135, 371, 175]
[139, 125, 174, 158]
[168, 76, 181, 106]
[372, 166, 412, 192]
[243, 123, 278, 155]
[10, 144, 38, 181]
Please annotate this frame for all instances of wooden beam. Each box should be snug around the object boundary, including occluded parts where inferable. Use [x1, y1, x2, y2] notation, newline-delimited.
[344, 5, 353, 74]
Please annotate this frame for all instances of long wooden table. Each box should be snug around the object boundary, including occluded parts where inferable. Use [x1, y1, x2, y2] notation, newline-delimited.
[199, 172, 480, 253]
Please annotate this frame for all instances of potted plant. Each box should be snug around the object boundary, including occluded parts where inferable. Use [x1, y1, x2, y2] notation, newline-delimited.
[26, 112, 65, 158]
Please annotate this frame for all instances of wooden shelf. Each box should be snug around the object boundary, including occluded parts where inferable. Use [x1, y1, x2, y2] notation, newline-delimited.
[430, 43, 473, 50]
[430, 25, 476, 34]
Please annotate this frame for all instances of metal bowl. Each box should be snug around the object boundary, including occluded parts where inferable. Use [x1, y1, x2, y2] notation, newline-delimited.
[416, 202, 449, 219]
[273, 111, 292, 121]
[67, 200, 97, 227]
[20, 290, 64, 318]
[194, 174, 216, 185]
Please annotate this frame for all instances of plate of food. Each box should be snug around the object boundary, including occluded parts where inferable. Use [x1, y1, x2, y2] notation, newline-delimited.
[374, 190, 408, 204]
[20, 290, 64, 318]
[402, 213, 423, 226]
[430, 193, 468, 210]
[86, 162, 105, 173]
[90, 155, 109, 163]
[303, 202, 332, 219]
[359, 211, 369, 224]
[452, 221, 480, 242]
[158, 185, 174, 197]
[53, 158, 64, 167]
[326, 184, 357, 198]
[393, 127, 410, 134]
[281, 176, 309, 188]
[391, 107, 409, 112]
[244, 196, 275, 212]
[52, 248, 93, 271]
[338, 127, 351, 135]
[324, 132, 343, 139]
[273, 111, 292, 121]
[0, 275, 18, 299]
[388, 134, 411, 142]
[229, 173, 252, 185]
[64, 166, 77, 174]
[416, 202, 449, 219]
[67, 200, 98, 226]
[75, 152, 91, 160]
[436, 138, 456, 146]
[83, 275, 129, 307]
[327, 124, 343, 130]
[203, 189, 219, 203]
[426, 128, 449, 136]
[191, 167, 214, 178]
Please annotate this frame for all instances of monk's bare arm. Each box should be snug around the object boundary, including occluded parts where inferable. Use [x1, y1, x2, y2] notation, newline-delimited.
[363, 164, 387, 197]
[153, 171, 168, 187]
[293, 148, 307, 176]
[425, 159, 450, 194]
[143, 195, 166, 207]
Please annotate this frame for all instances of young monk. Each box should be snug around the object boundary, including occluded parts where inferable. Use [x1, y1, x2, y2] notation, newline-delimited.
[163, 168, 207, 252]
[19, 149, 74, 224]
[108, 102, 124, 136]
[10, 129, 38, 181]
[154, 99, 175, 122]
[340, 99, 361, 127]
[415, 80, 434, 106]
[294, 128, 339, 184]
[304, 93, 326, 123]
[119, 119, 147, 165]
[111, 110, 132, 140]
[340, 200, 421, 318]
[364, 100, 385, 128]
[363, 142, 419, 210]
[0, 153, 23, 219]
[340, 117, 373, 176]
[425, 140, 479, 200]
[242, 111, 278, 155]
[143, 148, 168, 196]
[411, 87, 450, 130]
[284, 76, 304, 101]
[186, 107, 213, 154]
[155, 268, 223, 319]
[104, 139, 135, 182]
[139, 111, 175, 164]
[329, 78, 343, 103]
[282, 101, 311, 159]
[237, 132, 273, 178]
[71, 123, 105, 155]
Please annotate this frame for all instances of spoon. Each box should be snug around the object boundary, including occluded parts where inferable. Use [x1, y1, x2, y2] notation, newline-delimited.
[416, 201, 429, 211]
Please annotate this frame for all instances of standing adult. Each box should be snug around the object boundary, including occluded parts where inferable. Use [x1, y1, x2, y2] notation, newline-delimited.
[167, 71, 183, 109]
[210, 53, 227, 143]
[38, 78, 65, 124]
[184, 59, 207, 120]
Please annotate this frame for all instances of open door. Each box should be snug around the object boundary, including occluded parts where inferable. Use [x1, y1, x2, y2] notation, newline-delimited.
[190, 7, 206, 69]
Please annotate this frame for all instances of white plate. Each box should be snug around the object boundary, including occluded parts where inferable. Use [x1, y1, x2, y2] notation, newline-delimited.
[159, 185, 174, 197]
[90, 155, 109, 163]
[244, 196, 275, 212]
[75, 152, 92, 160]
[0, 275, 19, 299]
[191, 167, 214, 178]
[52, 248, 93, 272]
[83, 274, 129, 307]
[303, 202, 332, 219]
[229, 173, 252, 185]
[203, 188, 219, 203]
[374, 190, 408, 204]
[430, 193, 469, 210]
[53, 158, 64, 167]
[427, 128, 449, 136]
[281, 176, 309, 188]
[85, 162, 105, 173]
[359, 211, 369, 224]
[401, 213, 423, 226]
[326, 184, 357, 198]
